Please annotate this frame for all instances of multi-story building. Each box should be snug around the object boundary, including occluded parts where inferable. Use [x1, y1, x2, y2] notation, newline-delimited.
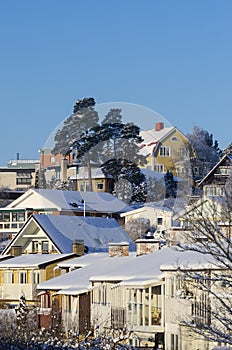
[0, 253, 76, 308]
[0, 159, 39, 191]
[36, 241, 224, 349]
[0, 188, 131, 250]
[140, 122, 191, 178]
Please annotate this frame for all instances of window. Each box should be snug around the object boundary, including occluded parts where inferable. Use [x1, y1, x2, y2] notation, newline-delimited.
[111, 307, 126, 329]
[154, 164, 164, 172]
[96, 182, 104, 190]
[205, 186, 225, 197]
[16, 178, 31, 185]
[220, 167, 231, 175]
[50, 156, 55, 163]
[18, 213, 25, 222]
[157, 217, 163, 225]
[12, 212, 25, 222]
[5, 271, 14, 284]
[33, 271, 40, 284]
[42, 241, 49, 253]
[0, 213, 10, 222]
[19, 271, 27, 284]
[171, 334, 178, 350]
[32, 241, 39, 253]
[171, 136, 178, 142]
[151, 286, 162, 325]
[159, 146, 170, 157]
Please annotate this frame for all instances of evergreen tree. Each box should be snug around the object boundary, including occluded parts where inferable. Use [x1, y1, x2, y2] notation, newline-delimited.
[52, 97, 99, 157]
[52, 98, 100, 191]
[164, 170, 177, 198]
[70, 111, 147, 202]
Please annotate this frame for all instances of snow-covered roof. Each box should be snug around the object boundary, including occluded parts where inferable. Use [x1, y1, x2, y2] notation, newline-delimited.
[37, 247, 219, 295]
[120, 201, 173, 218]
[160, 249, 218, 271]
[69, 167, 111, 180]
[0, 253, 75, 268]
[2, 214, 134, 255]
[6, 188, 131, 214]
[139, 127, 175, 156]
[33, 214, 134, 253]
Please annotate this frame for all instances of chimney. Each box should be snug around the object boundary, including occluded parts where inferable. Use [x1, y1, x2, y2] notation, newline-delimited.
[72, 239, 85, 256]
[155, 122, 164, 131]
[60, 158, 68, 182]
[135, 238, 159, 256]
[109, 242, 129, 257]
[11, 245, 22, 256]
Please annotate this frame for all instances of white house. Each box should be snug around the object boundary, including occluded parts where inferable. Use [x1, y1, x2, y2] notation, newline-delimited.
[0, 188, 131, 242]
[2, 214, 135, 255]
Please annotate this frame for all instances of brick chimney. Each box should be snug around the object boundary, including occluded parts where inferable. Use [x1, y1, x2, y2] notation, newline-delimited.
[109, 242, 129, 257]
[72, 239, 85, 256]
[11, 245, 22, 256]
[135, 238, 159, 256]
[155, 122, 164, 131]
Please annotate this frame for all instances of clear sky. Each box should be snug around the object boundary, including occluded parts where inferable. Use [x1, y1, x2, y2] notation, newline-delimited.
[0, 0, 231, 166]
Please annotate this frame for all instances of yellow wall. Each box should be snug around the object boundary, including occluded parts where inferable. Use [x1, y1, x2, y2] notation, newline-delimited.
[144, 129, 190, 177]
[0, 269, 4, 285]
[45, 262, 62, 281]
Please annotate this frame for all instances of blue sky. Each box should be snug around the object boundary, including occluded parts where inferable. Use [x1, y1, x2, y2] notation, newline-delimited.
[0, 0, 231, 166]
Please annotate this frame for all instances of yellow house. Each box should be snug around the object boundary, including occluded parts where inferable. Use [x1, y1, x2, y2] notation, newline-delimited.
[140, 122, 191, 177]
[0, 253, 76, 307]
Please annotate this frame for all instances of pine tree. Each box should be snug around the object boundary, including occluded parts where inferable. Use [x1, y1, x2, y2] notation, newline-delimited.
[52, 98, 101, 191]
[164, 170, 177, 198]
[52, 97, 99, 157]
[71, 117, 147, 202]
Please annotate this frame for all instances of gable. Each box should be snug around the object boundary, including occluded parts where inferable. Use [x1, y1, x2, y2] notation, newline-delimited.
[3, 216, 61, 255]
[7, 189, 58, 211]
[199, 154, 232, 187]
